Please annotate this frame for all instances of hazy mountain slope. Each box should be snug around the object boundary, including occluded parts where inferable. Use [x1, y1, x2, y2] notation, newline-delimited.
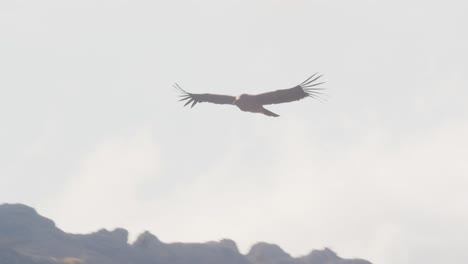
[0, 204, 372, 264]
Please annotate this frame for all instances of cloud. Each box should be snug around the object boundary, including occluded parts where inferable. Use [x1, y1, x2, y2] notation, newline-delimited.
[133, 117, 468, 264]
[47, 125, 161, 235]
[258, 119, 468, 264]
[34, 116, 468, 264]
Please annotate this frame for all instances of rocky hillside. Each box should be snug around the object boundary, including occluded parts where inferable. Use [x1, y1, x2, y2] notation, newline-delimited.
[0, 204, 372, 264]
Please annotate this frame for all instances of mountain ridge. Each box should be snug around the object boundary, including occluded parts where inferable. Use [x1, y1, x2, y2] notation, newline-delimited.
[0, 203, 372, 264]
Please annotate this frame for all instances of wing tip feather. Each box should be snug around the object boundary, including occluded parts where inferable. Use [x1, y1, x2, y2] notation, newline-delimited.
[174, 83, 201, 108]
[298, 73, 327, 102]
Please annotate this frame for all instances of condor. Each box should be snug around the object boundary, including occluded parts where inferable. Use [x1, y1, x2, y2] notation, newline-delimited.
[175, 73, 325, 117]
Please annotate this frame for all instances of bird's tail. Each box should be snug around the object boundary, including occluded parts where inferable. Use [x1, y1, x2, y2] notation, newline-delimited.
[261, 107, 279, 117]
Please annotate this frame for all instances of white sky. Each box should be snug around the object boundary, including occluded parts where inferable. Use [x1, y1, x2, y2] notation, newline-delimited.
[1, 1, 468, 264]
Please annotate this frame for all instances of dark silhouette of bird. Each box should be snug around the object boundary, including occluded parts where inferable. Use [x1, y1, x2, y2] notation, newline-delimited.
[174, 73, 325, 117]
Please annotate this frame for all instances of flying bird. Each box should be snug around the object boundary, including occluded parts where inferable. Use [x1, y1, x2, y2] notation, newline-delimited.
[174, 73, 325, 117]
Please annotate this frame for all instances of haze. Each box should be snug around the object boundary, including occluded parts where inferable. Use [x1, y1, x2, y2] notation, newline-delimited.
[1, 1, 467, 264]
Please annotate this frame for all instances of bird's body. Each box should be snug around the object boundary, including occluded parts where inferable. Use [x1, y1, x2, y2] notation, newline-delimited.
[232, 94, 278, 116]
[175, 74, 325, 117]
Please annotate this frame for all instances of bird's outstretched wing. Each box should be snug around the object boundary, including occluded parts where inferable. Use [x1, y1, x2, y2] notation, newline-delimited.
[174, 83, 236, 108]
[254, 73, 326, 105]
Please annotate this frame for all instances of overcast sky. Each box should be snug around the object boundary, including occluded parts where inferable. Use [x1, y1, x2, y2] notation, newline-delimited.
[1, 1, 468, 264]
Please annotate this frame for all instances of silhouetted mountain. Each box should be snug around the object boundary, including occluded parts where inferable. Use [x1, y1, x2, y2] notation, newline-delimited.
[0, 204, 372, 264]
[247, 242, 295, 264]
